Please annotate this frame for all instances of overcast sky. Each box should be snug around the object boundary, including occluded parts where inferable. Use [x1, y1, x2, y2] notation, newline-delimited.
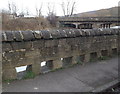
[0, 0, 119, 16]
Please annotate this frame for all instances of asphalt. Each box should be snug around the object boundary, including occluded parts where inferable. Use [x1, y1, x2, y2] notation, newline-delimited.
[2, 57, 118, 92]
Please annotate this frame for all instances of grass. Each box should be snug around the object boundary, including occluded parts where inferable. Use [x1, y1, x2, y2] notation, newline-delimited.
[76, 60, 83, 65]
[3, 79, 17, 83]
[69, 60, 84, 68]
[51, 67, 64, 72]
[89, 54, 118, 62]
[23, 71, 36, 79]
[3, 71, 36, 82]
[90, 58, 98, 62]
[98, 56, 110, 60]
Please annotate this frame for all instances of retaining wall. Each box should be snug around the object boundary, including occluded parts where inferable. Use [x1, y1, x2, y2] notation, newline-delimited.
[2, 28, 119, 80]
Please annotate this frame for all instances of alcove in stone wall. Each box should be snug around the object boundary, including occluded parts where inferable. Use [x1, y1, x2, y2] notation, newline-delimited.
[41, 60, 53, 73]
[80, 55, 85, 62]
[112, 48, 117, 55]
[90, 52, 98, 61]
[62, 57, 72, 67]
[76, 55, 84, 64]
[101, 50, 108, 56]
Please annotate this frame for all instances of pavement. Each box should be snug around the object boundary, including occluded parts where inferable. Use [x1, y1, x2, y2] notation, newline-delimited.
[2, 57, 118, 92]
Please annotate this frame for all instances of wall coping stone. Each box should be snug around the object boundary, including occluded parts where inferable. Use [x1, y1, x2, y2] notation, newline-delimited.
[2, 28, 119, 42]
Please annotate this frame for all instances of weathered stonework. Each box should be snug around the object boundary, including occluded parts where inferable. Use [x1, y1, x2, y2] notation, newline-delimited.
[2, 28, 120, 80]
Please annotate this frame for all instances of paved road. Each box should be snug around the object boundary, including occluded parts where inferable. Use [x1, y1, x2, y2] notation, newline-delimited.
[3, 57, 118, 92]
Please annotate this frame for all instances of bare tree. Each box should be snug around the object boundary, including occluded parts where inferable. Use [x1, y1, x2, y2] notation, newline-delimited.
[47, 3, 55, 16]
[47, 3, 57, 27]
[35, 3, 43, 17]
[26, 8, 29, 15]
[61, 2, 66, 16]
[19, 11, 25, 17]
[67, 1, 70, 16]
[8, 2, 18, 18]
[36, 7, 38, 16]
[11, 2, 18, 17]
[38, 4, 42, 17]
[70, 1, 76, 16]
[8, 2, 11, 14]
[61, 0, 76, 17]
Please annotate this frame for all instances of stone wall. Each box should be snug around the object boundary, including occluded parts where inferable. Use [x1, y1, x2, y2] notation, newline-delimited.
[2, 29, 119, 80]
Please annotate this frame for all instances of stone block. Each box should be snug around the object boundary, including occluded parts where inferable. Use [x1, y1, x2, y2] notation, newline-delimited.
[66, 38, 75, 46]
[21, 31, 35, 41]
[13, 31, 23, 41]
[19, 57, 34, 66]
[25, 50, 40, 58]
[5, 31, 14, 41]
[74, 29, 81, 37]
[33, 31, 42, 39]
[39, 47, 46, 59]
[4, 51, 20, 62]
[52, 59, 62, 69]
[26, 61, 41, 75]
[106, 29, 111, 35]
[45, 47, 54, 58]
[32, 61, 41, 75]
[33, 40, 45, 49]
[59, 30, 67, 38]
[2, 66, 17, 80]
[59, 39, 67, 45]
[11, 42, 25, 50]
[24, 41, 33, 50]
[114, 29, 119, 35]
[74, 37, 80, 45]
[84, 54, 90, 63]
[41, 30, 50, 39]
[45, 40, 58, 47]
[71, 56, 78, 64]
[83, 29, 90, 36]
[50, 30, 61, 39]
[65, 29, 75, 38]
[2, 43, 12, 52]
[97, 51, 102, 58]
[2, 32, 6, 42]
[80, 30, 86, 36]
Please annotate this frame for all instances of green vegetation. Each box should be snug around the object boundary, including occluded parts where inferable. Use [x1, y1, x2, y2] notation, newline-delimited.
[23, 71, 36, 79]
[98, 56, 110, 60]
[3, 79, 17, 83]
[51, 67, 64, 72]
[77, 60, 83, 65]
[90, 58, 98, 62]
